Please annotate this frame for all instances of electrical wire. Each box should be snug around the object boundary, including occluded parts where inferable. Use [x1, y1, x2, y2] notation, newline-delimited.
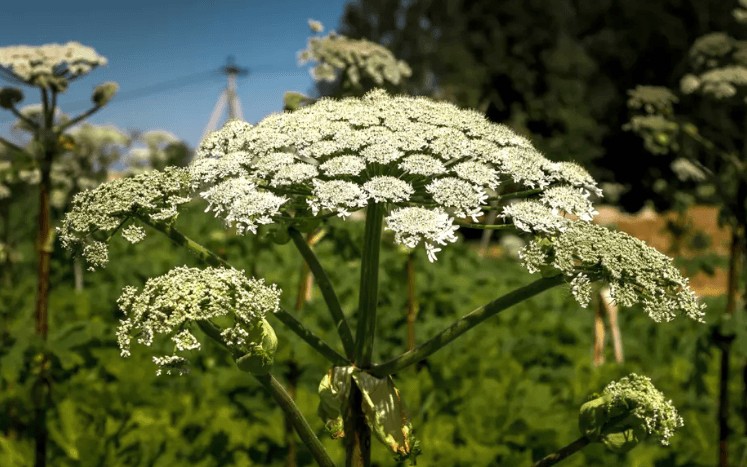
[0, 66, 307, 125]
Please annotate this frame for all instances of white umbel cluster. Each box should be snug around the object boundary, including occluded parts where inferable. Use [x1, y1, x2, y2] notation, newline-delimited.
[190, 90, 601, 261]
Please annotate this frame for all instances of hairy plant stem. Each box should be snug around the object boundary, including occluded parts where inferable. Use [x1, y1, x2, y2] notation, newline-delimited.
[284, 359, 300, 467]
[371, 275, 566, 377]
[138, 216, 348, 366]
[456, 221, 514, 230]
[273, 309, 349, 365]
[344, 203, 385, 467]
[719, 226, 743, 467]
[135, 215, 229, 267]
[289, 227, 355, 359]
[196, 321, 335, 467]
[33, 87, 56, 467]
[533, 436, 591, 466]
[406, 252, 417, 351]
[354, 203, 384, 367]
[256, 374, 336, 467]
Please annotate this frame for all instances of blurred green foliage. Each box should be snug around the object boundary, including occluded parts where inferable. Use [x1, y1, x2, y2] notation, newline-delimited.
[337, 0, 736, 211]
[0, 197, 735, 465]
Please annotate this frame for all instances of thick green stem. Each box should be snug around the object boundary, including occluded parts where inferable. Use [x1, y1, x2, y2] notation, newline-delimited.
[256, 374, 336, 467]
[136, 215, 230, 268]
[371, 275, 565, 377]
[354, 203, 384, 367]
[345, 203, 385, 467]
[719, 227, 742, 467]
[533, 436, 591, 467]
[273, 309, 349, 366]
[456, 222, 515, 230]
[33, 87, 56, 467]
[0, 136, 28, 155]
[196, 321, 335, 467]
[57, 104, 104, 132]
[289, 227, 355, 359]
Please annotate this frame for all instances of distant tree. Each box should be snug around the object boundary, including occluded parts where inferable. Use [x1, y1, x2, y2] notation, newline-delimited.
[339, 0, 734, 209]
[625, 2, 747, 464]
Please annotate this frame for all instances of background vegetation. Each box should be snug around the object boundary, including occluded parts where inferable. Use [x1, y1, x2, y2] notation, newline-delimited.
[1, 0, 746, 466]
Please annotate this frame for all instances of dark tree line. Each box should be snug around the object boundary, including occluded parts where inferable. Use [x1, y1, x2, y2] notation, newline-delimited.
[336, 0, 735, 210]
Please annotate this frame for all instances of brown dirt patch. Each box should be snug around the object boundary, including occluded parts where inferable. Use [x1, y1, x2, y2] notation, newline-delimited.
[595, 205, 729, 296]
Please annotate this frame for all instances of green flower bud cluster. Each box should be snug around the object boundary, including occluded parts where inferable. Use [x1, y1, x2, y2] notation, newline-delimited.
[58, 167, 192, 269]
[579, 374, 683, 451]
[92, 81, 118, 106]
[0, 87, 23, 109]
[520, 222, 705, 322]
[116, 266, 281, 376]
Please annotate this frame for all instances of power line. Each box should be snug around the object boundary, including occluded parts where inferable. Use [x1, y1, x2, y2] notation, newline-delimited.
[0, 66, 308, 125]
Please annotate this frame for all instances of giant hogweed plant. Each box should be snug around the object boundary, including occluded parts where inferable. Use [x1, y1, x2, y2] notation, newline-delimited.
[60, 90, 702, 466]
[284, 20, 412, 111]
[625, 3, 747, 464]
[0, 41, 116, 466]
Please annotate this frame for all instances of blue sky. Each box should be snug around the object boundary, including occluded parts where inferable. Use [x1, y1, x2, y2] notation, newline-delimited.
[0, 0, 348, 147]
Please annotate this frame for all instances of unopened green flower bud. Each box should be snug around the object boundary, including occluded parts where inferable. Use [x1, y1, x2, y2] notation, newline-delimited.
[579, 374, 683, 452]
[0, 87, 23, 109]
[235, 318, 278, 375]
[283, 91, 313, 111]
[92, 81, 118, 106]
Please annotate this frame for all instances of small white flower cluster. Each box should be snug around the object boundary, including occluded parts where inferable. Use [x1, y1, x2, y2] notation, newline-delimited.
[121, 224, 146, 244]
[116, 266, 281, 375]
[191, 90, 601, 261]
[152, 355, 189, 377]
[201, 177, 287, 235]
[540, 185, 597, 221]
[627, 86, 678, 115]
[58, 167, 192, 269]
[0, 42, 107, 90]
[601, 374, 684, 446]
[502, 202, 570, 234]
[519, 222, 705, 322]
[385, 207, 459, 262]
[298, 21, 412, 88]
[678, 30, 747, 100]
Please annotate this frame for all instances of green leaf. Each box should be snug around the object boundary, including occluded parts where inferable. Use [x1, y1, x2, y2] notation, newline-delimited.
[317, 366, 354, 438]
[353, 371, 419, 461]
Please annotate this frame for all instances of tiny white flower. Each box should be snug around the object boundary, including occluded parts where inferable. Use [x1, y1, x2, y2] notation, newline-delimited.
[363, 176, 414, 203]
[271, 163, 318, 186]
[398, 154, 447, 176]
[452, 161, 499, 189]
[319, 155, 367, 176]
[540, 185, 597, 221]
[361, 144, 404, 165]
[201, 177, 287, 234]
[502, 201, 569, 233]
[426, 178, 487, 222]
[385, 207, 459, 262]
[121, 224, 146, 244]
[308, 180, 368, 217]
